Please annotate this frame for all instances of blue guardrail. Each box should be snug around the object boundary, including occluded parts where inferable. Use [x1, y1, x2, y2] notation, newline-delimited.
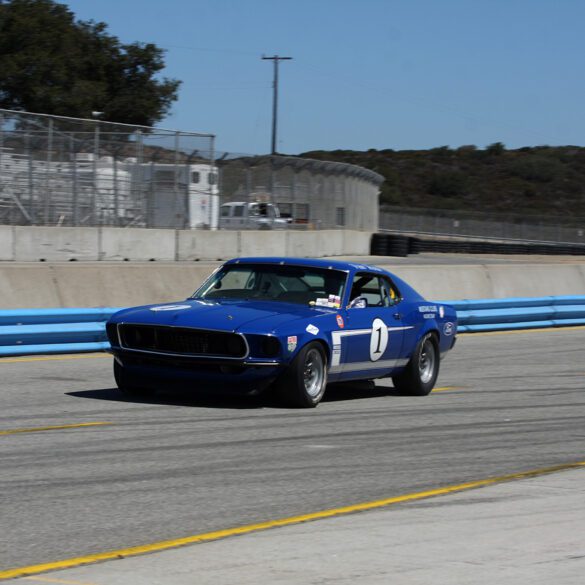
[440, 296, 585, 333]
[1, 296, 585, 356]
[0, 308, 122, 357]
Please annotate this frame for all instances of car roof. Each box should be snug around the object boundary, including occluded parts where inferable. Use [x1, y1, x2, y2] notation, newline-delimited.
[224, 257, 384, 273]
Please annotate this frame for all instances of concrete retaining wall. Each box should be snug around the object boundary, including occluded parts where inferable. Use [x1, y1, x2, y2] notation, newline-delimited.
[0, 264, 217, 309]
[0, 226, 14, 261]
[13, 226, 100, 262]
[100, 228, 176, 262]
[0, 226, 373, 262]
[1, 260, 585, 309]
[177, 230, 240, 261]
[390, 263, 585, 301]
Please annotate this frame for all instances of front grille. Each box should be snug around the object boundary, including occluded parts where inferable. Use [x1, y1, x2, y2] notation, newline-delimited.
[119, 324, 247, 358]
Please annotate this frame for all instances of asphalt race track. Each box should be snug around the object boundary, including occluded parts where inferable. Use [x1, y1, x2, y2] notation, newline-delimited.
[1, 327, 584, 575]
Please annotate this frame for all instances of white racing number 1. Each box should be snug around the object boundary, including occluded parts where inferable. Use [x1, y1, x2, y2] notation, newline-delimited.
[369, 318, 389, 362]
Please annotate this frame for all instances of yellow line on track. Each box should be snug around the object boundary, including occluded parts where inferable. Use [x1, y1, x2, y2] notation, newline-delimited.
[0, 422, 111, 436]
[0, 353, 108, 364]
[1, 460, 584, 581]
[432, 386, 465, 392]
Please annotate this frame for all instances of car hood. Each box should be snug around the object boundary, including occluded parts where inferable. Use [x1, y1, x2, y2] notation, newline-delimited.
[110, 299, 333, 333]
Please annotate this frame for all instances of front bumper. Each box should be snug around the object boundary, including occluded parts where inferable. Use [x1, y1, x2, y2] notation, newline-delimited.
[113, 349, 285, 393]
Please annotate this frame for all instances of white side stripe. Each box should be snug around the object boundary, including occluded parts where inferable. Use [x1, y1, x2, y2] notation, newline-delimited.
[329, 326, 413, 369]
[333, 325, 413, 338]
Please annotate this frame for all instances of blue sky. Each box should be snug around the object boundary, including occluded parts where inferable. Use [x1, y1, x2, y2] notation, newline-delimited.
[64, 0, 585, 155]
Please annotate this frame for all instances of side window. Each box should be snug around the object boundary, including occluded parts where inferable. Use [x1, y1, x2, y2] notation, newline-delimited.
[380, 278, 401, 306]
[360, 277, 385, 306]
[349, 273, 400, 308]
[233, 205, 245, 218]
[220, 206, 231, 218]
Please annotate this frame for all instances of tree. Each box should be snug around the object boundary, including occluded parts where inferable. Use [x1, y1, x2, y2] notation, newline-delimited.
[0, 0, 180, 126]
[485, 142, 506, 156]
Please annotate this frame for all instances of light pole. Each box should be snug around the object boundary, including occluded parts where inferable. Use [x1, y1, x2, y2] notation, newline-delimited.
[262, 55, 292, 155]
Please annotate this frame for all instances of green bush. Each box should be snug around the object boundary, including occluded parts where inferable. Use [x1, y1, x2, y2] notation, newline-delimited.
[428, 171, 469, 197]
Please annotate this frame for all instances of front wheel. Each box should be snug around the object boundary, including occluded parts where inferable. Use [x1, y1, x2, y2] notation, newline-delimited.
[392, 333, 439, 396]
[275, 342, 328, 408]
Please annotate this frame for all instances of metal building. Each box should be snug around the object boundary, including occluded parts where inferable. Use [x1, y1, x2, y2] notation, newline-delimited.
[218, 155, 383, 230]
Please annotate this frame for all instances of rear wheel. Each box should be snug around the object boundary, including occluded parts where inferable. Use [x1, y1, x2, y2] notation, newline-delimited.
[276, 342, 327, 408]
[392, 333, 439, 396]
[113, 360, 155, 397]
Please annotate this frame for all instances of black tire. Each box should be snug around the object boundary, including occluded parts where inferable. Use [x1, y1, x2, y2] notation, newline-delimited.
[409, 238, 423, 254]
[370, 233, 391, 255]
[387, 235, 409, 257]
[113, 360, 155, 397]
[392, 333, 440, 396]
[275, 342, 328, 408]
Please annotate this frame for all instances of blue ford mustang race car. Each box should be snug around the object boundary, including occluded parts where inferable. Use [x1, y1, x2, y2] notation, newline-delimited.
[106, 257, 457, 407]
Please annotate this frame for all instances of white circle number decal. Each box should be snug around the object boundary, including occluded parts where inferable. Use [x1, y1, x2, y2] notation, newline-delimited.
[370, 318, 389, 361]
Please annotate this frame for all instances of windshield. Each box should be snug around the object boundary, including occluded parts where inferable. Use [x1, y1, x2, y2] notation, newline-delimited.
[193, 264, 347, 307]
[249, 203, 278, 218]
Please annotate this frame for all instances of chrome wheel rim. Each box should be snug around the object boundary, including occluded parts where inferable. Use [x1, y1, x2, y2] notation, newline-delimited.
[419, 338, 436, 384]
[303, 348, 324, 397]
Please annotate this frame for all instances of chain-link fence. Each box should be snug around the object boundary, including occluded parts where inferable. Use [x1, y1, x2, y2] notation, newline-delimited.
[0, 109, 216, 228]
[380, 206, 585, 245]
[0, 109, 382, 231]
[10, 109, 580, 242]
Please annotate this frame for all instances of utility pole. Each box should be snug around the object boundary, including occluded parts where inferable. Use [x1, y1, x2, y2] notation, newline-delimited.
[262, 55, 292, 155]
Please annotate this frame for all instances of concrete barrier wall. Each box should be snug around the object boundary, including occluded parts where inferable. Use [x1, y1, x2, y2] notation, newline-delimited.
[1, 260, 585, 309]
[100, 228, 176, 262]
[0, 226, 14, 261]
[13, 226, 100, 261]
[177, 230, 240, 261]
[0, 226, 373, 262]
[0, 264, 217, 309]
[384, 263, 585, 302]
[240, 231, 287, 258]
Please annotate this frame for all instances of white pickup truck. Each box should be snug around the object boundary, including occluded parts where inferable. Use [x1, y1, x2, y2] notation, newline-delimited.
[219, 201, 289, 230]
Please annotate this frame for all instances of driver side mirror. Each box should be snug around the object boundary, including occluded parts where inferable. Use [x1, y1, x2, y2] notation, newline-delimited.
[348, 296, 367, 309]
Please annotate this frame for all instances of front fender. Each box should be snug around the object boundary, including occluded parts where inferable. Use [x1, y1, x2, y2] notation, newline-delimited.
[285, 329, 331, 363]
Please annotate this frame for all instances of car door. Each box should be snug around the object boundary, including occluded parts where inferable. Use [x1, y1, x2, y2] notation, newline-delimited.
[333, 272, 408, 380]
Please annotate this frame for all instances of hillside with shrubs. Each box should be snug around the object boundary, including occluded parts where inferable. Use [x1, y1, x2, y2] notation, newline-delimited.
[299, 143, 585, 221]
